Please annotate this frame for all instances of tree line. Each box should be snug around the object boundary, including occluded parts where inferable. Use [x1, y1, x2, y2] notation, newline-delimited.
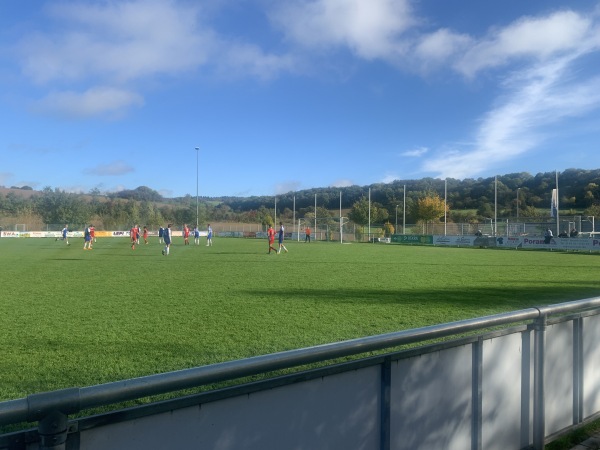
[1, 169, 600, 230]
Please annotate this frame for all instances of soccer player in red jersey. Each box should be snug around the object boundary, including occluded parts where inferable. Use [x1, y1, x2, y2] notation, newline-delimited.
[130, 225, 138, 250]
[267, 225, 277, 254]
[183, 224, 190, 245]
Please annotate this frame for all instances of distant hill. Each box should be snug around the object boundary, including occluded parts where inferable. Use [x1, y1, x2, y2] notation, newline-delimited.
[0, 187, 40, 199]
[3, 168, 600, 220]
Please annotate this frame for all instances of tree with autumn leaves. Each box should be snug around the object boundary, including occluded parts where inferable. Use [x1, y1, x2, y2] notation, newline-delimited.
[410, 192, 448, 232]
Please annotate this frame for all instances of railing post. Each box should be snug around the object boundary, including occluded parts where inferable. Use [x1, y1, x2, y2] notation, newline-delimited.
[26, 387, 80, 450]
[38, 410, 69, 450]
[573, 317, 584, 425]
[533, 314, 547, 450]
[472, 337, 483, 450]
[520, 327, 532, 449]
[380, 358, 391, 450]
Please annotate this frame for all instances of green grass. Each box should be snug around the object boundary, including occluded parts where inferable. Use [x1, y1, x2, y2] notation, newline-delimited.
[2, 237, 600, 405]
[546, 419, 600, 450]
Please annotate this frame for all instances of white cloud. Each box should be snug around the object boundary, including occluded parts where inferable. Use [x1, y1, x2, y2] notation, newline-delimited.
[84, 160, 135, 176]
[412, 29, 472, 72]
[15, 0, 299, 118]
[455, 10, 594, 77]
[16, 0, 302, 86]
[402, 146, 428, 157]
[9, 1, 600, 184]
[415, 7, 600, 179]
[423, 54, 600, 179]
[32, 87, 144, 118]
[19, 0, 212, 84]
[274, 181, 301, 194]
[270, 0, 414, 60]
[331, 179, 354, 188]
[381, 173, 399, 184]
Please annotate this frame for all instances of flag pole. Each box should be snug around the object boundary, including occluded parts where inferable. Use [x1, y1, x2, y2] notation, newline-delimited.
[494, 176, 498, 236]
[444, 179, 447, 236]
[556, 170, 559, 234]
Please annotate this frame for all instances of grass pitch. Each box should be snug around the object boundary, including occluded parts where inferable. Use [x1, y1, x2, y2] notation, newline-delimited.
[2, 237, 600, 403]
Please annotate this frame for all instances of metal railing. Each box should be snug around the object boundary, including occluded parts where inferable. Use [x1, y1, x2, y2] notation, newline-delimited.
[2, 296, 600, 449]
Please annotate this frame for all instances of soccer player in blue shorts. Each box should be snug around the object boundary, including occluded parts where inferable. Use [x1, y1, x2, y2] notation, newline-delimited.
[61, 224, 69, 245]
[277, 222, 288, 254]
[83, 225, 92, 250]
[194, 226, 200, 245]
[206, 224, 213, 246]
[162, 224, 172, 255]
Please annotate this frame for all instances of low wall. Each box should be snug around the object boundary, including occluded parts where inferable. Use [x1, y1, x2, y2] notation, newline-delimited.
[392, 234, 600, 252]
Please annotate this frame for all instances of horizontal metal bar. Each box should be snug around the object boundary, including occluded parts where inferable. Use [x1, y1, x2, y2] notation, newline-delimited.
[2, 296, 600, 426]
[0, 399, 28, 426]
[537, 296, 600, 316]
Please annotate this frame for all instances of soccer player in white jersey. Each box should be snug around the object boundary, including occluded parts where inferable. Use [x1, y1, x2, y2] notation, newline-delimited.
[61, 224, 69, 245]
[206, 224, 213, 246]
[277, 222, 288, 254]
[162, 224, 172, 256]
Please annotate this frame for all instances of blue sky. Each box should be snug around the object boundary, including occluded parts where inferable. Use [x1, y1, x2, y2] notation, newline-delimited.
[1, 0, 600, 198]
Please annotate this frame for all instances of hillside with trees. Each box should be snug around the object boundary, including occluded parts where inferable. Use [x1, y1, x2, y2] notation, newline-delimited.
[1, 169, 600, 230]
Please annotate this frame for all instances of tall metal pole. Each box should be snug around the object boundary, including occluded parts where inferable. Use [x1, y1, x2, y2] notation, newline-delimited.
[555, 170, 560, 234]
[444, 179, 447, 236]
[403, 185, 406, 234]
[517, 188, 520, 219]
[368, 187, 371, 242]
[494, 176, 498, 236]
[314, 193, 317, 238]
[395, 205, 398, 233]
[195, 147, 199, 229]
[340, 191, 342, 244]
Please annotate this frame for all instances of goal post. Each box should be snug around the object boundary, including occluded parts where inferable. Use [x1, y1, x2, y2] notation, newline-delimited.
[296, 218, 309, 242]
[298, 217, 355, 242]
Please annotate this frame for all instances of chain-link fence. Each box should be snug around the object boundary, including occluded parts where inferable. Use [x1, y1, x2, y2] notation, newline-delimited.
[1, 216, 595, 241]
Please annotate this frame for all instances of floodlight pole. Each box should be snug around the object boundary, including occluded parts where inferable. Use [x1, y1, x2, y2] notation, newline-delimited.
[555, 170, 560, 235]
[444, 179, 447, 236]
[368, 188, 371, 242]
[314, 194, 317, 238]
[517, 188, 520, 219]
[403, 185, 406, 234]
[195, 147, 200, 229]
[340, 191, 342, 244]
[494, 176, 498, 236]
